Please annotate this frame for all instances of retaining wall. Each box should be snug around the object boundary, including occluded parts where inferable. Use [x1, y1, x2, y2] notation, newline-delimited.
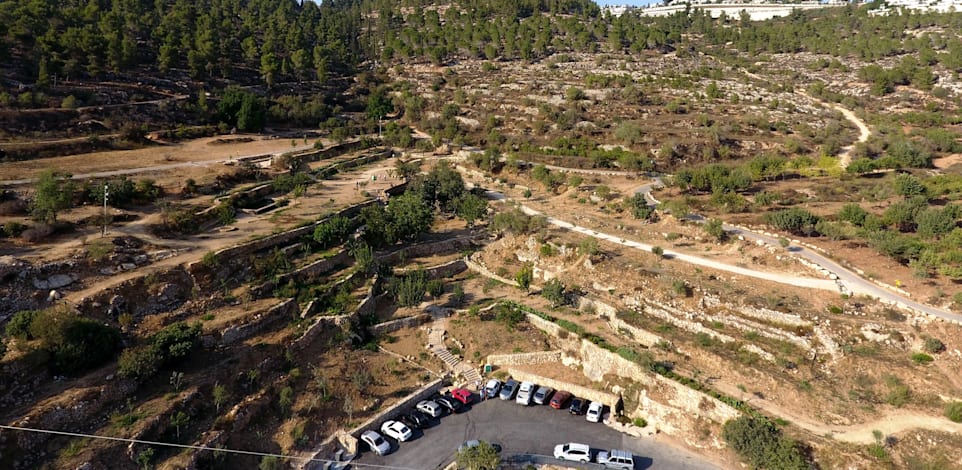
[570, 295, 665, 348]
[505, 367, 618, 408]
[465, 254, 518, 287]
[524, 312, 740, 425]
[379, 236, 479, 266]
[486, 350, 562, 367]
[369, 313, 432, 336]
[221, 298, 297, 345]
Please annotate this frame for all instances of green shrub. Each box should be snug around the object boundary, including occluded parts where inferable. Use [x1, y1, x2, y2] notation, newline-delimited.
[633, 417, 648, 428]
[313, 215, 352, 249]
[884, 376, 910, 407]
[451, 283, 465, 305]
[722, 416, 809, 470]
[118, 322, 201, 381]
[541, 278, 566, 307]
[556, 319, 585, 336]
[911, 352, 933, 364]
[24, 307, 121, 375]
[923, 337, 945, 354]
[426, 279, 444, 298]
[5, 310, 39, 339]
[945, 402, 962, 423]
[390, 269, 427, 307]
[495, 304, 526, 331]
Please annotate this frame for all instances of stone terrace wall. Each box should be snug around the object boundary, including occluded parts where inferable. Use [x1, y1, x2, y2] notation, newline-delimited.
[525, 312, 740, 425]
[221, 299, 297, 345]
[486, 350, 562, 367]
[252, 249, 352, 297]
[570, 295, 666, 348]
[369, 314, 432, 336]
[505, 367, 617, 407]
[379, 236, 480, 265]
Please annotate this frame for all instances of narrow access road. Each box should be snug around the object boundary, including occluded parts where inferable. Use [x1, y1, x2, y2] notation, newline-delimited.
[633, 183, 962, 323]
[484, 188, 840, 292]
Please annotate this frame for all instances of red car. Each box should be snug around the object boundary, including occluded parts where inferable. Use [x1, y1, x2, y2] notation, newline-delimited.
[450, 388, 473, 405]
[549, 390, 572, 409]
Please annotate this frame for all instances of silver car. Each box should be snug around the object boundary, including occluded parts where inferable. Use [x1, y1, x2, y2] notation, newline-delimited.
[499, 379, 519, 400]
[597, 449, 635, 469]
[533, 386, 554, 405]
[360, 430, 391, 456]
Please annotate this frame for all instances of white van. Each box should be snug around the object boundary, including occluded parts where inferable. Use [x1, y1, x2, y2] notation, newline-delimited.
[515, 381, 536, 405]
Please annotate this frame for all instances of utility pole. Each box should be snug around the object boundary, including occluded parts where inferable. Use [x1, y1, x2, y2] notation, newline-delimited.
[102, 183, 109, 237]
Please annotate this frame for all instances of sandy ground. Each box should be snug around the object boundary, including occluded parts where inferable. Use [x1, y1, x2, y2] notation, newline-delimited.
[0, 134, 316, 182]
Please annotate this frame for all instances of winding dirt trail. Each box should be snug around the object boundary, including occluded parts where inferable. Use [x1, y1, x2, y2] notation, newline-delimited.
[711, 381, 962, 444]
[808, 93, 871, 169]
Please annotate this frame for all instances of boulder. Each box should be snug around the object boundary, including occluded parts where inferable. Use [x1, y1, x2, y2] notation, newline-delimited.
[33, 274, 74, 290]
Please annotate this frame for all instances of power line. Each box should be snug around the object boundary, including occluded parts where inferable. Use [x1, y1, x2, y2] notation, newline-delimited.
[0, 424, 420, 470]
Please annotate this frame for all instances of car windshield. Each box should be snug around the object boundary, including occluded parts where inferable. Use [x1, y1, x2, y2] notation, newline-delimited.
[374, 436, 385, 445]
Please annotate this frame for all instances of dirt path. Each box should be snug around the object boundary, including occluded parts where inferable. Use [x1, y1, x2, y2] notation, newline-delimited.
[62, 157, 401, 304]
[809, 93, 871, 169]
[742, 70, 870, 169]
[713, 380, 962, 444]
[0, 134, 317, 184]
[477, 186, 840, 292]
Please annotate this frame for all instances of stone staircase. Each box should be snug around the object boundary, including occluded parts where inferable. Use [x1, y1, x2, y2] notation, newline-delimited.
[427, 322, 482, 388]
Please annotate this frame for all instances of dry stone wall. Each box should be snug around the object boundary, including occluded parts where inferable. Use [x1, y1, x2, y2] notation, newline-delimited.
[505, 367, 617, 407]
[524, 312, 740, 425]
[369, 314, 431, 336]
[465, 253, 519, 287]
[221, 299, 297, 345]
[486, 350, 562, 367]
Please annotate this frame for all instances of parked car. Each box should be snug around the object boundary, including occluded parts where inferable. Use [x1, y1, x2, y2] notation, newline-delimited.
[499, 379, 519, 400]
[400, 411, 429, 429]
[450, 387, 473, 405]
[597, 449, 635, 469]
[435, 395, 464, 413]
[533, 386, 555, 405]
[553, 442, 591, 463]
[483, 379, 502, 399]
[586, 401, 604, 423]
[569, 397, 587, 415]
[360, 430, 391, 456]
[515, 381, 536, 405]
[416, 400, 443, 418]
[458, 440, 503, 454]
[549, 390, 572, 409]
[380, 420, 413, 442]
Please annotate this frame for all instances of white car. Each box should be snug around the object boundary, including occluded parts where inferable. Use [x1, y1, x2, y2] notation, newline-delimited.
[416, 400, 443, 418]
[515, 381, 535, 405]
[380, 420, 413, 442]
[586, 401, 604, 423]
[554, 442, 591, 463]
[360, 430, 391, 456]
[483, 379, 502, 399]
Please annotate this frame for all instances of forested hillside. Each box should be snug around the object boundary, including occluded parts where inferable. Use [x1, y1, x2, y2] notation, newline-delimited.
[0, 0, 362, 87]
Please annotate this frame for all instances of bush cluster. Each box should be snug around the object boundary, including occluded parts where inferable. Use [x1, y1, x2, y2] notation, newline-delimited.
[118, 322, 202, 381]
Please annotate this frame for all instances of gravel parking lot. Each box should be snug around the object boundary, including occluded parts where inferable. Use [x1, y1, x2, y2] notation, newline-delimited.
[354, 395, 721, 469]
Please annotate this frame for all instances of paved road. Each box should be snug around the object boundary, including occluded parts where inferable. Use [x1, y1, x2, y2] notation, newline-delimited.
[355, 398, 720, 470]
